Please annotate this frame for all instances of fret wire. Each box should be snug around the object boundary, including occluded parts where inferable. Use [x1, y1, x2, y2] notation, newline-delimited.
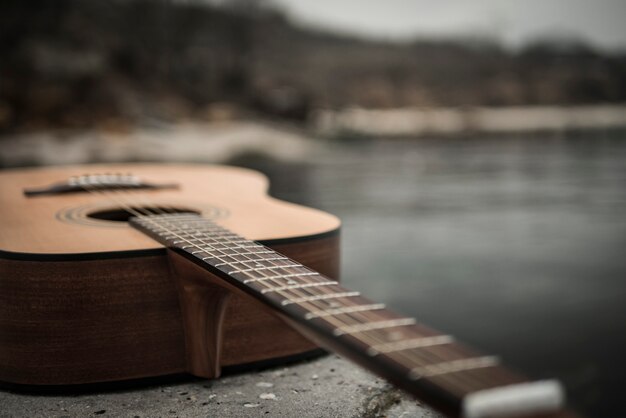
[149, 216, 420, 360]
[227, 264, 304, 274]
[260, 280, 338, 294]
[168, 231, 236, 239]
[183, 222, 500, 396]
[214, 257, 289, 267]
[128, 196, 520, 398]
[177, 232, 339, 296]
[176, 236, 241, 244]
[243, 272, 319, 284]
[190, 236, 344, 299]
[92, 193, 410, 362]
[157, 220, 343, 304]
[118, 201, 342, 322]
[171, 231, 231, 238]
[314, 304, 500, 395]
[143, 217, 357, 332]
[409, 356, 500, 380]
[385, 336, 500, 394]
[314, 293, 491, 393]
[169, 229, 228, 234]
[194, 239, 275, 260]
[281, 291, 361, 306]
[333, 318, 417, 337]
[290, 274, 505, 395]
[286, 289, 477, 391]
[305, 303, 386, 320]
[128, 214, 512, 396]
[318, 302, 509, 395]
[367, 335, 454, 356]
[434, 367, 524, 396]
[149, 216, 486, 392]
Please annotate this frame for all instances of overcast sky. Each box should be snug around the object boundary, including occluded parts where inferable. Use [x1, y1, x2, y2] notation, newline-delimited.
[269, 0, 626, 50]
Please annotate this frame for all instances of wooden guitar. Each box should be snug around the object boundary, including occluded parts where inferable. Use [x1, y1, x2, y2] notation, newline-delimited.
[0, 164, 577, 417]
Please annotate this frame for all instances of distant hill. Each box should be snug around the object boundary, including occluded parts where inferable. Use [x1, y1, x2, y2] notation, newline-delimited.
[1, 0, 625, 131]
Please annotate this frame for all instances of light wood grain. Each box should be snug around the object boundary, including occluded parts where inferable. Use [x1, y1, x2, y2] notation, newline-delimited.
[0, 164, 340, 385]
[0, 164, 340, 255]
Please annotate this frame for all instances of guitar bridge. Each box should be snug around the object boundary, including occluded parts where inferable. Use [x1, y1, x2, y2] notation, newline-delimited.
[23, 173, 178, 196]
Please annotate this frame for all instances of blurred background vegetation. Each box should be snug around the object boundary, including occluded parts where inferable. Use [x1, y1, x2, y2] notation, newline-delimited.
[2, 0, 626, 133]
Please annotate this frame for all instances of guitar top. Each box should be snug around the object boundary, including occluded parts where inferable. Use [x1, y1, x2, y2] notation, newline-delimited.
[0, 164, 340, 255]
[0, 164, 577, 418]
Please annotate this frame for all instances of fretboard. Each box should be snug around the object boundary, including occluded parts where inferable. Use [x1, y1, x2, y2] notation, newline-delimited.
[131, 213, 570, 418]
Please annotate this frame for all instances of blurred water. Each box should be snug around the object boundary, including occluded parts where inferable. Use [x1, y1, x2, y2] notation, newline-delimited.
[234, 131, 626, 417]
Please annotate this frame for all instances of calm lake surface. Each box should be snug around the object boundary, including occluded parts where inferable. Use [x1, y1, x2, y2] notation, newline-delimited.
[235, 131, 626, 418]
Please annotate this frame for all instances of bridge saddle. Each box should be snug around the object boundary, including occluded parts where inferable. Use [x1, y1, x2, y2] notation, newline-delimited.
[24, 173, 178, 196]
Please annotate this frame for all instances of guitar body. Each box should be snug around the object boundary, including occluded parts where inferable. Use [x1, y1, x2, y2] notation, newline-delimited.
[0, 164, 341, 385]
[0, 164, 578, 417]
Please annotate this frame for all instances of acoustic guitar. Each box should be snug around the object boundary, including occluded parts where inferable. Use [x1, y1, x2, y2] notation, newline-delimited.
[0, 164, 577, 417]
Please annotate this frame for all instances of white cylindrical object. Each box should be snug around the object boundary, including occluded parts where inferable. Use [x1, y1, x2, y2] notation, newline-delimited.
[463, 380, 565, 418]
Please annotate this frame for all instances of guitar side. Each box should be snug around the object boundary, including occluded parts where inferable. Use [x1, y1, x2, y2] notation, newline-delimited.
[0, 164, 341, 385]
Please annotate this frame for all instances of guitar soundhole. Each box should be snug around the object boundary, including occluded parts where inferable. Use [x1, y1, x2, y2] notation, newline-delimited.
[87, 207, 200, 223]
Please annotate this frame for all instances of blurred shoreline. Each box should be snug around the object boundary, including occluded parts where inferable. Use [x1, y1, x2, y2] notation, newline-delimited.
[3, 1, 626, 134]
[2, 107, 625, 169]
[314, 104, 626, 138]
[0, 120, 318, 169]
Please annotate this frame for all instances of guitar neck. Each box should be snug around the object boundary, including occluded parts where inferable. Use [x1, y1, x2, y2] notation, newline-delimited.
[131, 213, 571, 418]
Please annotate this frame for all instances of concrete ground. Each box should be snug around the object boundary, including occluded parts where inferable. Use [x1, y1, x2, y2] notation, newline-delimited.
[0, 355, 441, 418]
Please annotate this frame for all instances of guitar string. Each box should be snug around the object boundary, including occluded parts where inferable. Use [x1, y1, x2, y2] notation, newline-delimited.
[129, 196, 510, 391]
[81, 186, 400, 342]
[84, 183, 514, 396]
[121, 189, 519, 395]
[110, 185, 515, 396]
[118, 185, 516, 396]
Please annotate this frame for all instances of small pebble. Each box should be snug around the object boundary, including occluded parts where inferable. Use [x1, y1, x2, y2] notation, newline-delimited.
[256, 382, 274, 388]
[208, 394, 217, 400]
[259, 393, 277, 400]
[311, 374, 319, 380]
[244, 403, 260, 408]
